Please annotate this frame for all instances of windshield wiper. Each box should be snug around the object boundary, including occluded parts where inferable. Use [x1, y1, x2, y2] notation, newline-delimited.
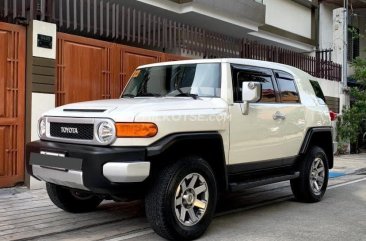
[175, 86, 198, 99]
[175, 92, 199, 99]
[137, 93, 162, 97]
[122, 94, 135, 98]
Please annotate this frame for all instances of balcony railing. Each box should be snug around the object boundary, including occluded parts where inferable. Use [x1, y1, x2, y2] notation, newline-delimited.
[242, 41, 341, 81]
[0, 0, 341, 82]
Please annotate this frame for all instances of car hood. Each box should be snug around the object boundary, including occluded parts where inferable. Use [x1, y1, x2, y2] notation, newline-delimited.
[44, 97, 227, 121]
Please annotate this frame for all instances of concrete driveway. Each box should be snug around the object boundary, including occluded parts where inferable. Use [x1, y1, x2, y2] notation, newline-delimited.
[1, 154, 366, 241]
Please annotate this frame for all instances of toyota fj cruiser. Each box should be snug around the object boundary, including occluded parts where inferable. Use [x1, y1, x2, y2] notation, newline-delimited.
[26, 59, 334, 240]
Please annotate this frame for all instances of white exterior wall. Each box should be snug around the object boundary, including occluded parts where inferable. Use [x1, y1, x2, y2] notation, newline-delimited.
[32, 20, 57, 59]
[28, 20, 57, 189]
[31, 94, 56, 142]
[316, 78, 341, 98]
[262, 0, 312, 38]
[319, 3, 337, 50]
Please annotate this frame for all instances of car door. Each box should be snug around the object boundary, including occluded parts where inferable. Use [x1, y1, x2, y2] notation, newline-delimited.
[272, 70, 306, 161]
[228, 65, 303, 171]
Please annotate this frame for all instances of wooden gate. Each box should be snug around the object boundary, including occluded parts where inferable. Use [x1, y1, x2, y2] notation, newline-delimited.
[0, 23, 26, 187]
[56, 34, 190, 105]
[56, 33, 114, 106]
[116, 45, 163, 97]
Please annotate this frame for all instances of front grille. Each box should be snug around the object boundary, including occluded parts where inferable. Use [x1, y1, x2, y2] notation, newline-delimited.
[50, 122, 94, 140]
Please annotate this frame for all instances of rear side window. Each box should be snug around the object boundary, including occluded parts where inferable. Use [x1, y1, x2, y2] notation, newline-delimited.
[310, 80, 326, 104]
[274, 71, 300, 103]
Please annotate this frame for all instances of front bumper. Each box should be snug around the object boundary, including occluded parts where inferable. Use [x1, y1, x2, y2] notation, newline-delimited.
[26, 141, 149, 195]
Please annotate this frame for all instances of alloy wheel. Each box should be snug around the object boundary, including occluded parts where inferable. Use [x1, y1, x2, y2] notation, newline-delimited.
[174, 173, 209, 226]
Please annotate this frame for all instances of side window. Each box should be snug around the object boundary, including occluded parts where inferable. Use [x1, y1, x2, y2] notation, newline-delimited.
[232, 66, 276, 103]
[260, 76, 276, 103]
[310, 80, 326, 104]
[274, 71, 300, 103]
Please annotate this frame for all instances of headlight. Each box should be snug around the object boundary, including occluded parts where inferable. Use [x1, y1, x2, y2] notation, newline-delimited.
[97, 121, 116, 144]
[38, 117, 46, 138]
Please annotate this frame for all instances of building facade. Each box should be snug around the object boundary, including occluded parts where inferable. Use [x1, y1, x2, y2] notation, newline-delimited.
[0, 0, 347, 188]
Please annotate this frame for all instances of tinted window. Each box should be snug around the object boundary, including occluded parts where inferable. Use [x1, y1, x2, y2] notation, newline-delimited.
[123, 63, 221, 98]
[310, 80, 326, 103]
[275, 71, 299, 103]
[232, 66, 276, 103]
[260, 76, 276, 103]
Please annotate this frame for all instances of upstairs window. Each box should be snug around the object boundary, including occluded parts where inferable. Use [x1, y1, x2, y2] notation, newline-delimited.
[348, 26, 360, 61]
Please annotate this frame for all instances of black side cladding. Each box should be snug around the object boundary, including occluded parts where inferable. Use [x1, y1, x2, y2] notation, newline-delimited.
[299, 127, 334, 169]
[147, 132, 228, 190]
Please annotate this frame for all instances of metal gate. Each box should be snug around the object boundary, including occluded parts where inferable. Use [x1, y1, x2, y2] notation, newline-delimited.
[0, 22, 26, 187]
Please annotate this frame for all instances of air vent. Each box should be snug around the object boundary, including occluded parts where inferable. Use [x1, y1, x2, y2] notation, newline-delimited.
[63, 109, 106, 113]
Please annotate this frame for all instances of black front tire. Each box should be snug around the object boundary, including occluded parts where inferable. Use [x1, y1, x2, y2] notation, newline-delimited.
[291, 146, 329, 203]
[145, 156, 217, 241]
[46, 183, 103, 213]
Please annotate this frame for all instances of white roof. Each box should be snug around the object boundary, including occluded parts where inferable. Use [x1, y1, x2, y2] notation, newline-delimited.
[138, 58, 310, 78]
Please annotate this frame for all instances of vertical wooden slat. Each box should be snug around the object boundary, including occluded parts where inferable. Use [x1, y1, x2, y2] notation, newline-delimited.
[21, 0, 25, 17]
[194, 26, 198, 55]
[163, 18, 167, 50]
[147, 13, 151, 46]
[152, 15, 156, 47]
[173, 21, 177, 49]
[121, 6, 125, 40]
[59, 0, 64, 27]
[4, 0, 8, 17]
[93, 0, 97, 34]
[41, 0, 45, 20]
[29, 0, 34, 20]
[80, 0, 84, 31]
[132, 8, 135, 42]
[51, 0, 56, 23]
[177, 22, 181, 50]
[127, 7, 130, 41]
[106, 1, 109, 37]
[93, 0, 98, 34]
[157, 16, 161, 48]
[112, 3, 115, 38]
[100, 0, 103, 36]
[185, 24, 188, 54]
[66, 0, 70, 28]
[143, 12, 146, 45]
[116, 3, 119, 38]
[169, 20, 172, 50]
[137, 10, 141, 44]
[73, 0, 78, 30]
[87, 0, 90, 32]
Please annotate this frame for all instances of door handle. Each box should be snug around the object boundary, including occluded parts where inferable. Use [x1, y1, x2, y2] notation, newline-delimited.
[273, 111, 286, 120]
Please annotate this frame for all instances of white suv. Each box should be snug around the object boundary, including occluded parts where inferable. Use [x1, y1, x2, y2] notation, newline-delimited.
[27, 59, 334, 240]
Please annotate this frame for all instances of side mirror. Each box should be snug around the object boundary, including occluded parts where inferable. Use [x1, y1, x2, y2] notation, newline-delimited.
[241, 82, 261, 115]
[242, 82, 261, 102]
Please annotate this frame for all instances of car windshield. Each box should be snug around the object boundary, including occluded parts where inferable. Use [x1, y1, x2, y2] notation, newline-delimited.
[122, 63, 221, 98]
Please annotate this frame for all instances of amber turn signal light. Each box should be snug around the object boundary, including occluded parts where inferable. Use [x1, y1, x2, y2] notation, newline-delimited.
[115, 123, 158, 137]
